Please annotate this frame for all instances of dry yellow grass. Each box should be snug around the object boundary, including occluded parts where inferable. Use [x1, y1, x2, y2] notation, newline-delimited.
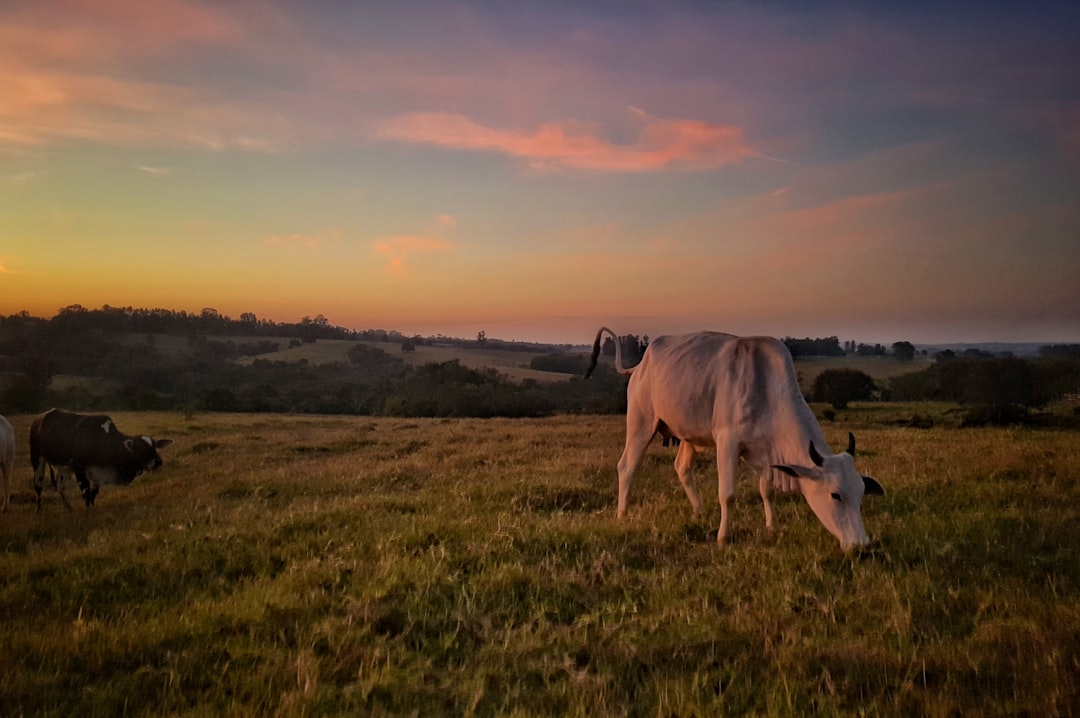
[1, 409, 1077, 716]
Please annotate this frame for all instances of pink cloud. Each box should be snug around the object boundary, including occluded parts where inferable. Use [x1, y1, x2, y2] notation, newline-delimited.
[0, 0, 241, 62]
[377, 109, 754, 172]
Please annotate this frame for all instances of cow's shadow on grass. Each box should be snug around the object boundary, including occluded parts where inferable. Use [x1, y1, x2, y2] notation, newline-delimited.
[681, 522, 720, 544]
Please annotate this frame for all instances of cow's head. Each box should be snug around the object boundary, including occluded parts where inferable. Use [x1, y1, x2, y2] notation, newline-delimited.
[119, 436, 173, 483]
[774, 433, 883, 551]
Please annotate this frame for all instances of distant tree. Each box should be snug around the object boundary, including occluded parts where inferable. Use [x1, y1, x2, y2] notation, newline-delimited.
[1040, 344, 1080, 358]
[892, 341, 916, 361]
[784, 336, 844, 358]
[944, 357, 1049, 425]
[529, 353, 589, 374]
[401, 338, 417, 353]
[812, 369, 877, 409]
[0, 346, 56, 412]
[601, 334, 646, 363]
[477, 330, 487, 345]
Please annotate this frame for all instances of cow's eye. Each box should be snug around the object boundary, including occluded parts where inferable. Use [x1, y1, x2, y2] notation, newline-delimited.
[830, 492, 844, 503]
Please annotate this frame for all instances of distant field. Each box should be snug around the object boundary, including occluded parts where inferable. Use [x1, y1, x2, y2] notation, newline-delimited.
[237, 339, 576, 383]
[241, 341, 927, 389]
[1, 409, 1077, 715]
[119, 333, 929, 388]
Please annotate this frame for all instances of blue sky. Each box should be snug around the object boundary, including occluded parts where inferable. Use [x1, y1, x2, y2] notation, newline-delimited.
[2, 0, 1078, 344]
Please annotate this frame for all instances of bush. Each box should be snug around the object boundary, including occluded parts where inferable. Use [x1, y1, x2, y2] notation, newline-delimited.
[812, 369, 876, 409]
[529, 353, 590, 375]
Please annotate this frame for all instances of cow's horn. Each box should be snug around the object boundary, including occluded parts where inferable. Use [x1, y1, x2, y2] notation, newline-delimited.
[847, 432, 856, 456]
[808, 441, 825, 467]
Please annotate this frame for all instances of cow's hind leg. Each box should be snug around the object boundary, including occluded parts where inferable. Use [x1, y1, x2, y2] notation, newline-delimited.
[673, 441, 702, 516]
[33, 461, 48, 512]
[715, 438, 739, 545]
[0, 462, 10, 512]
[53, 466, 74, 511]
[616, 414, 657, 518]
[73, 466, 96, 508]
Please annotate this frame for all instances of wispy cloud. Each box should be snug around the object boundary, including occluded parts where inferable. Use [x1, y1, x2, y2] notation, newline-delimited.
[264, 228, 344, 250]
[374, 236, 456, 275]
[0, 1, 294, 151]
[374, 215, 458, 275]
[136, 164, 171, 175]
[377, 108, 754, 172]
[0, 0, 241, 62]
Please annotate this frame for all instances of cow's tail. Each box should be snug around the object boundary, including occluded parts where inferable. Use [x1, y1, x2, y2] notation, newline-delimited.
[584, 326, 636, 379]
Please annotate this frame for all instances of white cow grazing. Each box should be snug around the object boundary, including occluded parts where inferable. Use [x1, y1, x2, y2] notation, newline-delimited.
[0, 415, 14, 512]
[585, 327, 883, 550]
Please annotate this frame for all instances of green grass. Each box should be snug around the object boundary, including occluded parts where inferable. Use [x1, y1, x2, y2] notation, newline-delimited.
[1, 410, 1078, 716]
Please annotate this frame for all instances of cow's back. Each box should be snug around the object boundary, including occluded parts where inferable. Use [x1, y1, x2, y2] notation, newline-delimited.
[629, 333, 809, 447]
[30, 409, 114, 467]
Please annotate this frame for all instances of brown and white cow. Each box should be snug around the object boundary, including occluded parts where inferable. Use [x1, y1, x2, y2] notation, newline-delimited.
[29, 409, 172, 510]
[0, 415, 14, 512]
[585, 327, 883, 550]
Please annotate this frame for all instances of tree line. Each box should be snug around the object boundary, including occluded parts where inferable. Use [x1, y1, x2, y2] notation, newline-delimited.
[2, 305, 368, 343]
[601, 333, 921, 362]
[0, 308, 627, 417]
[3, 308, 1077, 424]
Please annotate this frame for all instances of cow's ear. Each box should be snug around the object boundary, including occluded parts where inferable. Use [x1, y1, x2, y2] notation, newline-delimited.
[773, 464, 818, 480]
[123, 438, 134, 452]
[862, 475, 884, 496]
[155, 438, 173, 449]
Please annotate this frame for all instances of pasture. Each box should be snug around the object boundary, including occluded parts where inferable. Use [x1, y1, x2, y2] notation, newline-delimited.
[232, 338, 575, 383]
[1, 410, 1078, 716]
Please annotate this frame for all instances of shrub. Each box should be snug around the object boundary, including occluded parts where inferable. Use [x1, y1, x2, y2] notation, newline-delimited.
[812, 369, 876, 409]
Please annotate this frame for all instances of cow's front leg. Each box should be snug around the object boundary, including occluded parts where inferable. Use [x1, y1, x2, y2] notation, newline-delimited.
[72, 465, 96, 508]
[673, 441, 702, 516]
[759, 471, 775, 530]
[715, 442, 738, 545]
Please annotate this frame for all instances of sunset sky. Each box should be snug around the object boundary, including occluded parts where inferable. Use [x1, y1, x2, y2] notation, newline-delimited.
[2, 1, 1078, 345]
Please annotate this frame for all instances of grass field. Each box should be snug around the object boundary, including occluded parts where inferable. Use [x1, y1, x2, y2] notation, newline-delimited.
[1, 409, 1078, 716]
[226, 338, 575, 384]
[138, 333, 929, 388]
